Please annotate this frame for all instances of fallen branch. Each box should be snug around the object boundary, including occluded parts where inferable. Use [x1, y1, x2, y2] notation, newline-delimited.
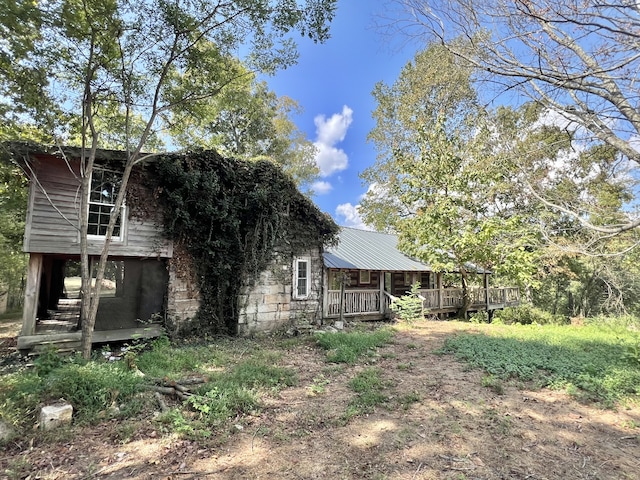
[154, 392, 168, 413]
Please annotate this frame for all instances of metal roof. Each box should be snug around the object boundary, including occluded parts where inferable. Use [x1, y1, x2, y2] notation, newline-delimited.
[323, 227, 434, 272]
[323, 227, 489, 274]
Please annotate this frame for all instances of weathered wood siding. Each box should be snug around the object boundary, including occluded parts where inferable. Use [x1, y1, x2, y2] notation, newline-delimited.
[24, 154, 172, 257]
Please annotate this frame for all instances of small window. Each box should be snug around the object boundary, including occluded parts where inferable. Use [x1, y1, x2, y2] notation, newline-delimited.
[294, 257, 310, 299]
[88, 167, 124, 240]
[404, 272, 412, 286]
[359, 270, 371, 284]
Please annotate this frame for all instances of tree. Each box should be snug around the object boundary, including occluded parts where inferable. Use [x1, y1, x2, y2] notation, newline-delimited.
[360, 43, 540, 318]
[170, 70, 319, 191]
[1, 0, 337, 358]
[386, 0, 640, 240]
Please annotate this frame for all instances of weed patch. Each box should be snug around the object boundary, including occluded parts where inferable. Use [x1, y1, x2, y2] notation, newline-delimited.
[440, 324, 640, 406]
[314, 329, 394, 364]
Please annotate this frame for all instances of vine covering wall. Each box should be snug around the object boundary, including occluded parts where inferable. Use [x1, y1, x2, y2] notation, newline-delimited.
[147, 150, 338, 336]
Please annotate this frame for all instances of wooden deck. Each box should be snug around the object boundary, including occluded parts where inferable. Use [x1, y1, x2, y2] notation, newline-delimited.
[325, 287, 519, 319]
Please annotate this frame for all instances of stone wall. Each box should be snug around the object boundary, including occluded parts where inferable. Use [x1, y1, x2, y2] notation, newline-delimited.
[166, 245, 326, 336]
[165, 260, 200, 333]
[237, 246, 324, 335]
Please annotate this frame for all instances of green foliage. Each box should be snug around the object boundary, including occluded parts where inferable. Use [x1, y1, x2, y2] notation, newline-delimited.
[46, 362, 143, 422]
[390, 283, 424, 323]
[170, 73, 320, 192]
[33, 347, 66, 376]
[361, 41, 541, 290]
[493, 304, 568, 325]
[344, 367, 388, 419]
[440, 323, 640, 406]
[314, 329, 394, 364]
[0, 159, 27, 308]
[0, 357, 144, 431]
[186, 386, 258, 426]
[153, 151, 337, 336]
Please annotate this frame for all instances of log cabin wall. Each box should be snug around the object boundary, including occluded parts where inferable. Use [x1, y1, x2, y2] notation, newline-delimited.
[23, 154, 172, 258]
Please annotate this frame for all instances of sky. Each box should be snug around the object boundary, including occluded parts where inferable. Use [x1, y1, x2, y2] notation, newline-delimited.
[264, 0, 417, 229]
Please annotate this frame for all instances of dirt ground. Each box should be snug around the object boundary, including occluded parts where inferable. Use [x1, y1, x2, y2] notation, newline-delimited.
[1, 319, 639, 479]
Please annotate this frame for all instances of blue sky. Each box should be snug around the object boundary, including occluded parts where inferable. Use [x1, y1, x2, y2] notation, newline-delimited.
[264, 0, 416, 229]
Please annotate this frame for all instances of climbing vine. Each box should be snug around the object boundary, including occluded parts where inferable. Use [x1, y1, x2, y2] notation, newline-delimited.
[149, 150, 338, 336]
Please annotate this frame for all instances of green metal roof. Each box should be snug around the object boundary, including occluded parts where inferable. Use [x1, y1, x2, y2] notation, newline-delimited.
[323, 227, 433, 272]
[323, 227, 489, 274]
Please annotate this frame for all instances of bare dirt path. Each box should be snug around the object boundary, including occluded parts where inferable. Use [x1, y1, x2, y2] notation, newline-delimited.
[2, 321, 639, 479]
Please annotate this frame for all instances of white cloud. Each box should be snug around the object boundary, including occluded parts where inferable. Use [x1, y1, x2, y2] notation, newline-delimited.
[313, 105, 353, 177]
[335, 203, 373, 230]
[312, 180, 333, 194]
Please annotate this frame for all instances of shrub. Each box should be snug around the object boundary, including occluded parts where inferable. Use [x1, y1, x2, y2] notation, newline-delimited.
[493, 304, 567, 325]
[390, 283, 423, 323]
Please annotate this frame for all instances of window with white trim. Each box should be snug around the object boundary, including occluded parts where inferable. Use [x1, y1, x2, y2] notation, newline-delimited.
[293, 257, 310, 299]
[88, 167, 124, 240]
[359, 270, 371, 284]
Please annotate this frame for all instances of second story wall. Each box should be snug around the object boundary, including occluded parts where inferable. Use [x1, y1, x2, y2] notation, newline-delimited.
[24, 153, 172, 258]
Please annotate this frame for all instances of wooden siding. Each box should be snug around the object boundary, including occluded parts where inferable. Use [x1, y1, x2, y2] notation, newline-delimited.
[24, 154, 172, 257]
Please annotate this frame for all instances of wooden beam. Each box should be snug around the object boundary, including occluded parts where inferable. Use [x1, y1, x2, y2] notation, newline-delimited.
[20, 253, 43, 337]
[379, 271, 384, 314]
[17, 324, 163, 351]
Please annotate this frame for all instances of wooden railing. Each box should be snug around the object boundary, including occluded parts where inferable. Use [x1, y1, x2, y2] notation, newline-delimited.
[418, 287, 520, 310]
[326, 287, 519, 318]
[326, 289, 382, 317]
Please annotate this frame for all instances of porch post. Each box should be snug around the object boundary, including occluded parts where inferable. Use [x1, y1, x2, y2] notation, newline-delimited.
[20, 253, 43, 337]
[379, 270, 384, 314]
[322, 268, 328, 325]
[484, 273, 490, 311]
[437, 272, 443, 310]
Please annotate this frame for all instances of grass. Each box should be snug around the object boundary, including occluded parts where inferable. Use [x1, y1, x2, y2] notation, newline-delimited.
[439, 322, 640, 406]
[314, 328, 395, 363]
[344, 367, 389, 420]
[4, 317, 637, 448]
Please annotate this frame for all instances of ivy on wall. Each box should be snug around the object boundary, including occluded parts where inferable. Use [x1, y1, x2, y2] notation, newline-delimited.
[150, 150, 338, 336]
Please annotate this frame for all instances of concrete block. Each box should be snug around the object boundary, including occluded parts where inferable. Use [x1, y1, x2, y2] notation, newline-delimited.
[40, 403, 73, 431]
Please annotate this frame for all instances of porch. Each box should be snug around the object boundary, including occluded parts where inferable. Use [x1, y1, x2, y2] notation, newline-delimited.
[324, 287, 520, 319]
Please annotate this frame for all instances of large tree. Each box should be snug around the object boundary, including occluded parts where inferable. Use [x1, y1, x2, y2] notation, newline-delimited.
[170, 70, 319, 191]
[386, 0, 640, 241]
[360, 43, 540, 317]
[1, 0, 337, 357]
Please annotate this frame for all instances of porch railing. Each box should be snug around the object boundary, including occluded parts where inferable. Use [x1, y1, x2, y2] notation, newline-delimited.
[326, 289, 382, 317]
[326, 287, 520, 318]
[419, 287, 520, 310]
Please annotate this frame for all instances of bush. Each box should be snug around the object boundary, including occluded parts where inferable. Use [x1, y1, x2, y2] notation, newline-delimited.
[390, 283, 423, 323]
[493, 304, 567, 325]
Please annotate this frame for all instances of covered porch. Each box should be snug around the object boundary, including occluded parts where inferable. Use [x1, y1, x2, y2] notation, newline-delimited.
[323, 269, 520, 320]
[322, 228, 519, 321]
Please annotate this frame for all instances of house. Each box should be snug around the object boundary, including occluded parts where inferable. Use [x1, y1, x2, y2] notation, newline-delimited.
[3, 143, 337, 351]
[322, 227, 519, 320]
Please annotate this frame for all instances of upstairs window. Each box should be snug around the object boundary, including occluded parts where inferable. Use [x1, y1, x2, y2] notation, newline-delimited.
[88, 167, 124, 240]
[294, 257, 310, 299]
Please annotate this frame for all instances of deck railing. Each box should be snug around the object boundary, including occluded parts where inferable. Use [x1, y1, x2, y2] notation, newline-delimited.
[326, 289, 382, 317]
[326, 287, 519, 317]
[419, 287, 520, 310]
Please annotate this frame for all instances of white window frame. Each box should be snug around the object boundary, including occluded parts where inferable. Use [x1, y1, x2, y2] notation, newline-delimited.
[87, 167, 125, 241]
[359, 270, 371, 284]
[293, 257, 311, 299]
